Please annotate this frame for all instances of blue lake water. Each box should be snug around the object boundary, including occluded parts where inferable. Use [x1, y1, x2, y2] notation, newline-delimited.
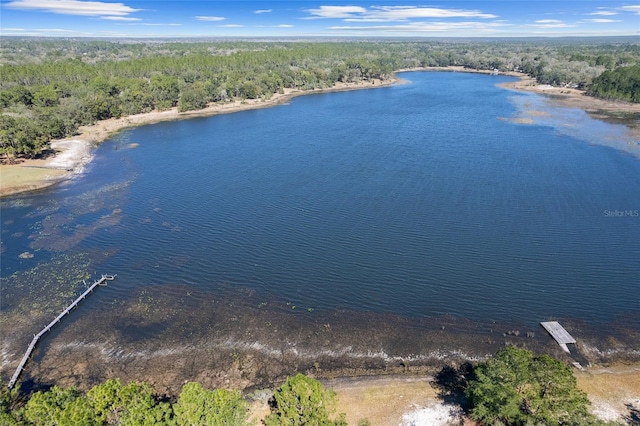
[2, 72, 640, 337]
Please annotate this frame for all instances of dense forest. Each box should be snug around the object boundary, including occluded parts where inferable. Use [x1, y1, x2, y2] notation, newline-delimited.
[590, 65, 640, 102]
[1, 38, 639, 159]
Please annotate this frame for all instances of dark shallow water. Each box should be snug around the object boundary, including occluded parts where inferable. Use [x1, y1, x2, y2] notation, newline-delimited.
[2, 72, 640, 378]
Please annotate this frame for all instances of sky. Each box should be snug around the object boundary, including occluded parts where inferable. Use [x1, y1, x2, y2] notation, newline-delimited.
[1, 0, 639, 38]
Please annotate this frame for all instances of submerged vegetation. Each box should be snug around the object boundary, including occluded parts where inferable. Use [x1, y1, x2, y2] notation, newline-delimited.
[1, 38, 638, 159]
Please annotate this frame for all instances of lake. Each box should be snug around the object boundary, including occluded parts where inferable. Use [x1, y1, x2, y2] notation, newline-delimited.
[2, 72, 639, 389]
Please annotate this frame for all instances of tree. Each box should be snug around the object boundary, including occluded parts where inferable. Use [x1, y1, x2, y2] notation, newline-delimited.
[178, 83, 209, 112]
[465, 347, 604, 426]
[174, 382, 249, 426]
[0, 381, 21, 425]
[24, 386, 98, 426]
[265, 374, 346, 426]
[0, 85, 33, 107]
[590, 65, 640, 103]
[86, 379, 174, 425]
[150, 75, 180, 110]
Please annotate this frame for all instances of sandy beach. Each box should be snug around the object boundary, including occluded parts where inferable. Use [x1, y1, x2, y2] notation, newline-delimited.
[0, 139, 93, 197]
[499, 74, 640, 115]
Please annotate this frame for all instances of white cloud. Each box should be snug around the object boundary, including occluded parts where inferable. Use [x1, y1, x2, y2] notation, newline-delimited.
[195, 16, 225, 22]
[330, 21, 510, 33]
[620, 5, 640, 14]
[583, 18, 621, 23]
[527, 20, 575, 29]
[142, 23, 181, 26]
[587, 11, 618, 16]
[1, 27, 93, 36]
[306, 5, 367, 19]
[4, 0, 140, 17]
[101, 16, 141, 21]
[218, 24, 243, 28]
[34, 28, 76, 32]
[307, 5, 497, 21]
[277, 24, 293, 28]
[254, 9, 272, 14]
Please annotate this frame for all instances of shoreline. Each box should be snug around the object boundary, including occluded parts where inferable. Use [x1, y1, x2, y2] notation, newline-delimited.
[327, 365, 640, 424]
[0, 78, 394, 198]
[2, 68, 639, 198]
[2, 274, 639, 423]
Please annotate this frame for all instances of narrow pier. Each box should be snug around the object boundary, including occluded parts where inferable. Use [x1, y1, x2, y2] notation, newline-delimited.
[540, 321, 576, 354]
[7, 274, 116, 390]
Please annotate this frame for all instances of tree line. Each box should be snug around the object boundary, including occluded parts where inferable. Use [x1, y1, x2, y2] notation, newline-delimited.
[589, 65, 640, 102]
[2, 348, 625, 425]
[1, 38, 638, 159]
[2, 373, 346, 426]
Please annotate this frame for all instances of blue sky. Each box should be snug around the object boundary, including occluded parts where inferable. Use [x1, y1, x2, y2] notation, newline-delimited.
[1, 0, 639, 38]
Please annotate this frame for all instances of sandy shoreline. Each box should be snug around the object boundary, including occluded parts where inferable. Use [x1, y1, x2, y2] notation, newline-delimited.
[2, 68, 639, 198]
[0, 79, 392, 198]
[249, 365, 640, 425]
[329, 366, 640, 424]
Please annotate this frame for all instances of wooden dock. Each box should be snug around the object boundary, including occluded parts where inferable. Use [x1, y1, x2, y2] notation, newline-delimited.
[540, 321, 576, 353]
[7, 274, 116, 390]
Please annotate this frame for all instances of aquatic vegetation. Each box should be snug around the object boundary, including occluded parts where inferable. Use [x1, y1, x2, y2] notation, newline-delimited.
[0, 252, 104, 329]
[29, 210, 122, 252]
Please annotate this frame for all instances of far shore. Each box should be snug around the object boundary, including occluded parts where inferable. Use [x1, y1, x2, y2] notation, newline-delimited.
[0, 78, 393, 198]
[2, 67, 640, 198]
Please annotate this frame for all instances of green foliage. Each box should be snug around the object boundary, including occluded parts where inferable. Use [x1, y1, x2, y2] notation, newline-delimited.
[87, 379, 174, 425]
[265, 373, 346, 426]
[0, 85, 32, 107]
[150, 75, 179, 110]
[465, 347, 599, 426]
[0, 382, 22, 425]
[24, 386, 97, 426]
[2, 375, 345, 426]
[178, 83, 209, 112]
[1, 38, 638, 158]
[174, 382, 249, 426]
[0, 113, 50, 159]
[590, 65, 640, 103]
